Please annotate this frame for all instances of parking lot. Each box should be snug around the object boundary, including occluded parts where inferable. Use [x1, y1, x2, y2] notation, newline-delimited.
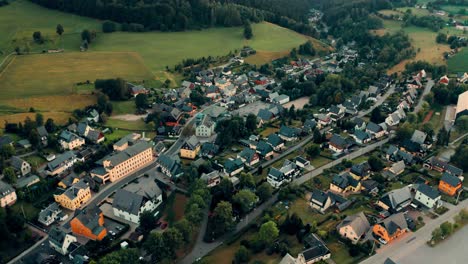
[232, 101, 269, 117]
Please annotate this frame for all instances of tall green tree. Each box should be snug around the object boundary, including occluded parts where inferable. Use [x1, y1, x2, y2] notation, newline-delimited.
[56, 24, 64, 36]
[243, 20, 253, 39]
[232, 189, 258, 214]
[258, 220, 279, 245]
[256, 182, 272, 202]
[135, 93, 148, 109]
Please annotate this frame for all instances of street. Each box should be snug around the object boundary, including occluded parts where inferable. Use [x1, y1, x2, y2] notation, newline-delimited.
[360, 199, 468, 264]
[413, 79, 434, 114]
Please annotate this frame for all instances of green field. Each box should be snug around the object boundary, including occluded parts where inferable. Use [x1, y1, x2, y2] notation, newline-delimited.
[448, 48, 468, 72]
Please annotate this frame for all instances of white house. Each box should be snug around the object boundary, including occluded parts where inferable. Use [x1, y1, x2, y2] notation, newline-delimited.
[415, 184, 441, 209]
[48, 226, 77, 255]
[38, 202, 62, 226]
[112, 177, 163, 224]
[195, 114, 215, 137]
[273, 94, 290, 105]
[11, 156, 31, 177]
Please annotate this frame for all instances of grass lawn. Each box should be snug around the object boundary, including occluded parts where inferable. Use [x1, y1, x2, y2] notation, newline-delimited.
[448, 48, 468, 73]
[24, 155, 47, 169]
[259, 126, 279, 137]
[0, 111, 71, 128]
[10, 200, 41, 221]
[310, 155, 332, 168]
[92, 22, 309, 71]
[288, 196, 331, 225]
[112, 100, 137, 116]
[0, 52, 152, 99]
[105, 118, 153, 131]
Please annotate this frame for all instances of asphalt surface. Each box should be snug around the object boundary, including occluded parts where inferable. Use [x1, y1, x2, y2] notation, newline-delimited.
[358, 84, 395, 117]
[413, 80, 434, 114]
[360, 199, 468, 264]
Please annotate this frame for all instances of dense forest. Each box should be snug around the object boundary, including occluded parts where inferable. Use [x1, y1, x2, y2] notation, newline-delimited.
[29, 0, 316, 35]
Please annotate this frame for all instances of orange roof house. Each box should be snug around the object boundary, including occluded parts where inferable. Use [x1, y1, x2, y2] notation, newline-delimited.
[70, 206, 107, 241]
[438, 172, 462, 197]
[372, 212, 408, 243]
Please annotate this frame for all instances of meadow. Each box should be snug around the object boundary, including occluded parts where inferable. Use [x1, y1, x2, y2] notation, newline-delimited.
[448, 48, 468, 73]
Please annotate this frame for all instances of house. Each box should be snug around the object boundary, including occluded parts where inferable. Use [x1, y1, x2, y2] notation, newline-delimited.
[415, 184, 441, 209]
[113, 185, 162, 224]
[352, 117, 366, 131]
[38, 202, 62, 226]
[351, 130, 371, 145]
[438, 172, 462, 197]
[336, 212, 371, 244]
[70, 206, 107, 241]
[59, 131, 85, 150]
[49, 226, 78, 255]
[58, 173, 81, 189]
[180, 135, 200, 159]
[330, 173, 361, 194]
[316, 114, 331, 128]
[17, 139, 32, 149]
[273, 94, 290, 105]
[195, 114, 215, 137]
[37, 126, 49, 146]
[349, 162, 371, 180]
[361, 180, 379, 196]
[128, 83, 149, 97]
[328, 134, 353, 153]
[224, 158, 244, 176]
[256, 140, 274, 159]
[0, 135, 13, 147]
[439, 75, 450, 85]
[328, 105, 346, 121]
[297, 233, 331, 263]
[310, 189, 333, 213]
[303, 119, 317, 133]
[46, 151, 78, 176]
[372, 212, 408, 243]
[200, 142, 219, 158]
[377, 186, 412, 213]
[279, 126, 300, 141]
[86, 129, 105, 144]
[87, 109, 100, 123]
[423, 157, 463, 177]
[383, 160, 406, 180]
[267, 133, 284, 151]
[385, 145, 399, 160]
[411, 130, 431, 149]
[200, 171, 222, 188]
[267, 168, 288, 188]
[154, 141, 167, 156]
[238, 148, 260, 166]
[156, 154, 183, 179]
[91, 141, 153, 184]
[113, 133, 141, 151]
[11, 156, 31, 177]
[366, 122, 385, 139]
[455, 90, 468, 118]
[54, 180, 91, 211]
[15, 175, 40, 189]
[295, 156, 310, 168]
[385, 112, 402, 126]
[0, 180, 17, 207]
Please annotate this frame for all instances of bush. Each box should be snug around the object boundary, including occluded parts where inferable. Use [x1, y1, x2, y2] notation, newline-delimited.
[102, 21, 117, 33]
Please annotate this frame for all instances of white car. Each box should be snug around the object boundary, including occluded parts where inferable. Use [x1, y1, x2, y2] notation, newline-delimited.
[378, 238, 388, 245]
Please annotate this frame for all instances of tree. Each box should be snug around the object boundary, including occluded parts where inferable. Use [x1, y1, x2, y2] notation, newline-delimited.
[81, 29, 93, 43]
[396, 123, 414, 141]
[370, 107, 384, 123]
[102, 21, 117, 33]
[3, 167, 16, 184]
[234, 246, 250, 264]
[281, 213, 304, 235]
[139, 211, 157, 233]
[232, 189, 258, 214]
[143, 232, 168, 261]
[245, 114, 257, 133]
[0, 145, 15, 159]
[213, 201, 235, 235]
[431, 227, 443, 241]
[451, 144, 468, 171]
[258, 221, 279, 245]
[56, 24, 64, 36]
[306, 144, 320, 158]
[440, 221, 453, 237]
[243, 20, 253, 39]
[436, 32, 447, 43]
[185, 203, 204, 224]
[239, 173, 255, 189]
[368, 155, 384, 172]
[35, 113, 44, 127]
[174, 218, 193, 244]
[32, 31, 43, 44]
[135, 93, 148, 109]
[163, 228, 183, 256]
[256, 182, 272, 202]
[45, 118, 56, 132]
[98, 249, 139, 264]
[455, 116, 468, 132]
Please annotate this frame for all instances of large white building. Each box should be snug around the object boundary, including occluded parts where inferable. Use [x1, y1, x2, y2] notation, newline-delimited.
[456, 90, 468, 119]
[414, 184, 441, 209]
[195, 114, 215, 137]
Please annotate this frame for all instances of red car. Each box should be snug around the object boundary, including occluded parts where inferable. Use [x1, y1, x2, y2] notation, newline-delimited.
[160, 222, 168, 230]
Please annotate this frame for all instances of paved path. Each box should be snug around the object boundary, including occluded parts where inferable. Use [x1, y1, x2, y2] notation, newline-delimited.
[360, 199, 468, 264]
[358, 84, 395, 117]
[413, 80, 434, 114]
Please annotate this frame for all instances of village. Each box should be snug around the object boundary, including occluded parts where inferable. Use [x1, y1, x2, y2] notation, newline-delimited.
[0, 42, 467, 264]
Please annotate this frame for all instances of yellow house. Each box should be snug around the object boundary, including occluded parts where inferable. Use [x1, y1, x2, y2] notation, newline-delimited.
[349, 162, 371, 181]
[180, 136, 200, 160]
[58, 173, 81, 189]
[54, 180, 91, 211]
[330, 173, 362, 194]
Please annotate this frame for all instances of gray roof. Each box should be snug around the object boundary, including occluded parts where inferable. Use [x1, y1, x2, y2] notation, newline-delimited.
[279, 125, 299, 138]
[11, 156, 27, 170]
[38, 202, 61, 224]
[113, 189, 144, 216]
[123, 176, 162, 199]
[183, 135, 200, 150]
[268, 167, 284, 180]
[386, 145, 398, 156]
[301, 233, 330, 261]
[114, 133, 141, 148]
[411, 130, 427, 145]
[15, 175, 40, 189]
[63, 180, 88, 200]
[257, 108, 273, 121]
[200, 171, 221, 182]
[441, 172, 462, 187]
[239, 148, 257, 161]
[417, 184, 440, 200]
[380, 186, 412, 211]
[86, 130, 102, 141]
[49, 226, 69, 248]
[337, 212, 370, 238]
[77, 122, 89, 136]
[0, 181, 15, 199]
[74, 206, 105, 236]
[47, 151, 76, 171]
[366, 122, 382, 133]
[311, 189, 329, 206]
[267, 133, 283, 147]
[60, 130, 82, 143]
[382, 212, 408, 236]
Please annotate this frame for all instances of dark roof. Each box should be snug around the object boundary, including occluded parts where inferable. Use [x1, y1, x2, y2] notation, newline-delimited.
[441, 172, 461, 187]
[303, 119, 317, 130]
[417, 184, 440, 200]
[279, 126, 299, 138]
[74, 206, 105, 236]
[386, 145, 398, 156]
[113, 189, 144, 215]
[329, 134, 351, 149]
[256, 140, 273, 156]
[301, 234, 330, 261]
[0, 136, 13, 146]
[267, 133, 283, 147]
[350, 162, 370, 177]
[49, 226, 69, 247]
[11, 156, 27, 170]
[239, 148, 257, 162]
[47, 151, 76, 171]
[332, 173, 360, 189]
[366, 122, 382, 133]
[268, 168, 284, 180]
[258, 109, 273, 121]
[37, 126, 49, 137]
[224, 158, 244, 173]
[311, 189, 329, 206]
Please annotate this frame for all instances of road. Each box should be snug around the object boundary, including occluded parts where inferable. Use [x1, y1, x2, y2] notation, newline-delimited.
[180, 136, 391, 263]
[360, 199, 468, 264]
[358, 84, 395, 117]
[413, 79, 434, 114]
